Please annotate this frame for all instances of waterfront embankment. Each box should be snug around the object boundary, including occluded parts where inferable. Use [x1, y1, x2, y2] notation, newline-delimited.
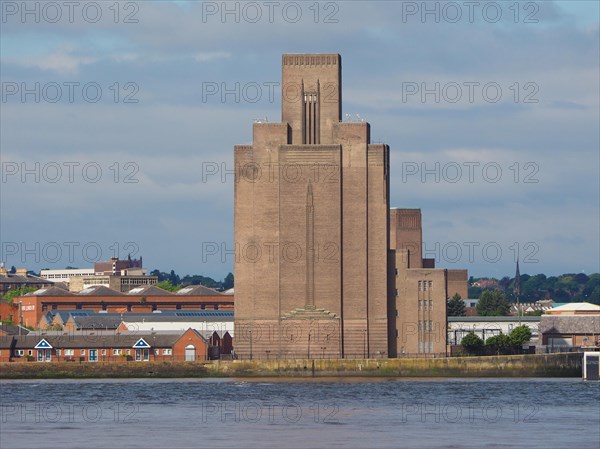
[0, 353, 582, 379]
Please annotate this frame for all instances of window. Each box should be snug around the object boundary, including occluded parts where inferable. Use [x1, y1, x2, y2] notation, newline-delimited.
[80, 349, 86, 356]
[56, 349, 61, 356]
[163, 349, 172, 355]
[418, 281, 422, 291]
[64, 349, 74, 356]
[429, 300, 432, 309]
[126, 349, 131, 355]
[101, 349, 107, 356]
[154, 349, 159, 355]
[113, 349, 122, 356]
[16, 350, 24, 356]
[28, 350, 33, 356]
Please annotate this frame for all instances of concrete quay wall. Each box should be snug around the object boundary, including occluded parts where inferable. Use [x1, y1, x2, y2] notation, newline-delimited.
[0, 353, 582, 379]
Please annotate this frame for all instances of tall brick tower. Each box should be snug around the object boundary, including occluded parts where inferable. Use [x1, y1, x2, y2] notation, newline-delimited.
[234, 54, 390, 358]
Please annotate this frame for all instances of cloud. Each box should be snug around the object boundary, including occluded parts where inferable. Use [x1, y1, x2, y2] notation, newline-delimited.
[0, 1, 598, 278]
[193, 52, 231, 62]
[7, 48, 97, 75]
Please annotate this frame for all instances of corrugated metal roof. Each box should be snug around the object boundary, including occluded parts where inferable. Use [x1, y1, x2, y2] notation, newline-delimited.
[126, 286, 173, 296]
[27, 287, 75, 297]
[550, 302, 600, 312]
[175, 285, 223, 296]
[78, 286, 125, 296]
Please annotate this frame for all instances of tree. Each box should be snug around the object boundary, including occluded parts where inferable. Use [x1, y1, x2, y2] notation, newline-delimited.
[499, 276, 512, 291]
[509, 325, 532, 348]
[2, 287, 37, 303]
[485, 334, 512, 353]
[447, 293, 466, 316]
[156, 280, 179, 292]
[468, 286, 483, 299]
[461, 332, 483, 355]
[168, 270, 180, 286]
[223, 272, 234, 290]
[477, 290, 510, 316]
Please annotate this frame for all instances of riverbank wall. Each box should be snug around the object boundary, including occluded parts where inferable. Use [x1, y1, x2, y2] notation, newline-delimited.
[0, 353, 582, 379]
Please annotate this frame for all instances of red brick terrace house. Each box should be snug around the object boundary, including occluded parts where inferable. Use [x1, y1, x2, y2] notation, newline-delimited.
[0, 300, 19, 324]
[15, 285, 234, 328]
[0, 328, 207, 363]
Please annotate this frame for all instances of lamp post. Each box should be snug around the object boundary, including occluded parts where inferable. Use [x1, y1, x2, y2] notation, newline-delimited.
[249, 329, 253, 360]
[18, 301, 23, 336]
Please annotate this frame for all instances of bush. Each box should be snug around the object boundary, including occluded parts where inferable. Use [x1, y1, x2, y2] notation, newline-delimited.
[485, 334, 512, 353]
[461, 332, 483, 355]
[509, 325, 532, 348]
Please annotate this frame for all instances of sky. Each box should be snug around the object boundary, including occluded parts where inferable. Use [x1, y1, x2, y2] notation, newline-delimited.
[1, 0, 598, 281]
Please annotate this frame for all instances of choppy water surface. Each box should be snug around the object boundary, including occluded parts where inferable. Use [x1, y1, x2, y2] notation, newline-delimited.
[1, 377, 598, 449]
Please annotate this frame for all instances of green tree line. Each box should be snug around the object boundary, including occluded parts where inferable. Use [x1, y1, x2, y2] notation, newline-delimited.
[149, 270, 233, 291]
[468, 272, 599, 305]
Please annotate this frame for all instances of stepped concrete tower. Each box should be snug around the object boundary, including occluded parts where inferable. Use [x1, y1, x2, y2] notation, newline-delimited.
[234, 54, 390, 358]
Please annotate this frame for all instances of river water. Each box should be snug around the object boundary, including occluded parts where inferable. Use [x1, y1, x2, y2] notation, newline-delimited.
[0, 377, 598, 449]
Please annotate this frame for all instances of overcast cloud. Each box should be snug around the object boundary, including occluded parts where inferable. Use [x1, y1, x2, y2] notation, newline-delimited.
[1, 0, 598, 279]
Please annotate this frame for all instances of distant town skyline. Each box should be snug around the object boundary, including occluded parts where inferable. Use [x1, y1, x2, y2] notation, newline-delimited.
[1, 1, 598, 279]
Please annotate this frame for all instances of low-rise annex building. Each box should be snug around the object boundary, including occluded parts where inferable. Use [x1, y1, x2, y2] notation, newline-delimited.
[545, 302, 600, 315]
[0, 328, 208, 363]
[539, 304, 600, 351]
[447, 316, 541, 346]
[40, 268, 96, 284]
[118, 311, 234, 357]
[389, 208, 468, 357]
[15, 285, 234, 328]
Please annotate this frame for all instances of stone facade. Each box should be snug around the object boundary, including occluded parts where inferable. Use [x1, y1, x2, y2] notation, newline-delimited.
[233, 54, 467, 359]
[234, 54, 390, 359]
[389, 208, 468, 357]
